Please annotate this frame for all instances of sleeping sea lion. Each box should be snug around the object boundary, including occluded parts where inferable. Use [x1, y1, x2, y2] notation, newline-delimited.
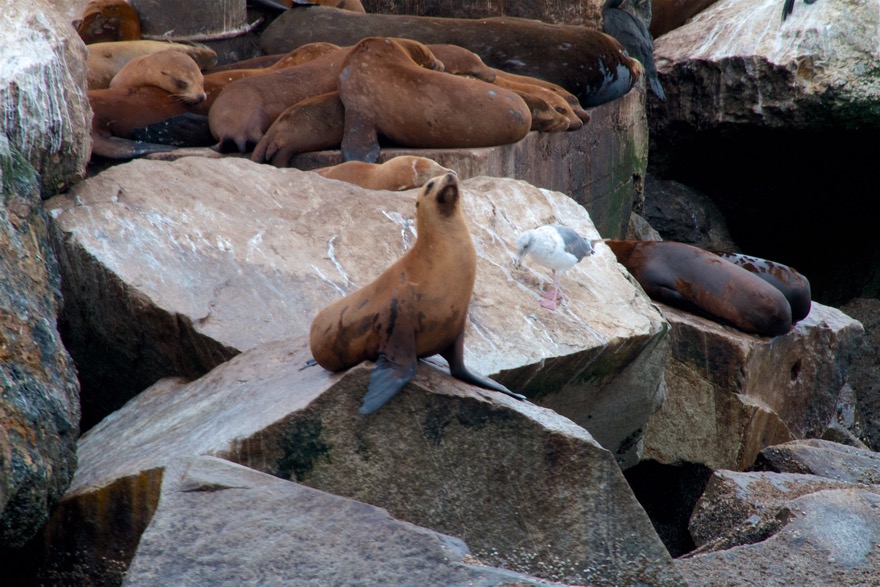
[109, 49, 207, 104]
[337, 37, 531, 163]
[309, 172, 526, 414]
[315, 155, 453, 191]
[605, 240, 794, 337]
[87, 40, 217, 89]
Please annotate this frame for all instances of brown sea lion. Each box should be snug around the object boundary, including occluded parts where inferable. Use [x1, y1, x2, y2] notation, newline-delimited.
[424, 44, 496, 82]
[88, 86, 200, 158]
[338, 37, 531, 163]
[491, 69, 591, 124]
[315, 156, 453, 191]
[250, 92, 346, 167]
[490, 75, 583, 131]
[75, 0, 141, 45]
[109, 49, 207, 104]
[712, 251, 812, 323]
[259, 6, 643, 107]
[209, 38, 442, 153]
[309, 172, 526, 414]
[87, 40, 217, 89]
[605, 240, 793, 337]
[649, 0, 721, 38]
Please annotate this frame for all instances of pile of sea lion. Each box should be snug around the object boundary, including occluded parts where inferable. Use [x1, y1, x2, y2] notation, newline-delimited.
[76, 1, 644, 165]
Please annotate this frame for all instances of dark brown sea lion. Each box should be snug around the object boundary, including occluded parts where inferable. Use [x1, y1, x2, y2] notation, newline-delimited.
[259, 5, 642, 107]
[309, 172, 525, 414]
[75, 0, 141, 45]
[250, 92, 346, 167]
[88, 86, 200, 158]
[209, 38, 442, 153]
[649, 0, 721, 38]
[605, 240, 794, 337]
[109, 49, 207, 104]
[338, 37, 531, 163]
[712, 251, 812, 323]
[315, 155, 453, 191]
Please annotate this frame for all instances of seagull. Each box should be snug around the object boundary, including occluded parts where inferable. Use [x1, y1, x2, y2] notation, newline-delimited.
[515, 225, 595, 310]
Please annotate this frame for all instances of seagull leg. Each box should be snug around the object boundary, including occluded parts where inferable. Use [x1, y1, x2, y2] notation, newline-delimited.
[540, 270, 560, 310]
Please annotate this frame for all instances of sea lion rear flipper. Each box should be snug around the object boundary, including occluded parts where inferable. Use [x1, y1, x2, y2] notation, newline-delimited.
[441, 332, 526, 402]
[340, 110, 380, 163]
[360, 354, 417, 415]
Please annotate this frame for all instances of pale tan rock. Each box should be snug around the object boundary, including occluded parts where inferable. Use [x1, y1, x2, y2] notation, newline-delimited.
[46, 157, 668, 465]
[643, 302, 864, 470]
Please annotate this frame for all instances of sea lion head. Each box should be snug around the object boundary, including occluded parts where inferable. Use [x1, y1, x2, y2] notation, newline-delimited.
[387, 38, 445, 72]
[417, 172, 460, 220]
[152, 51, 207, 104]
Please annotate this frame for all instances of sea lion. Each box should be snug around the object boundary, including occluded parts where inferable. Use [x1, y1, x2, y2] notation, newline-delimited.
[490, 74, 583, 131]
[649, 0, 720, 38]
[250, 92, 346, 167]
[209, 38, 443, 153]
[87, 40, 217, 89]
[287, 0, 367, 11]
[315, 156, 453, 191]
[491, 69, 591, 124]
[338, 37, 531, 163]
[109, 49, 207, 104]
[88, 86, 201, 159]
[309, 172, 526, 414]
[712, 251, 812, 323]
[75, 0, 141, 45]
[260, 6, 643, 107]
[424, 44, 496, 82]
[605, 240, 793, 337]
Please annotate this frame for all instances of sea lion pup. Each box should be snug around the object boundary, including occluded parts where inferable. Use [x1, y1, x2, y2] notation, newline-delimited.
[712, 251, 812, 323]
[315, 156, 453, 191]
[250, 92, 345, 167]
[209, 38, 443, 153]
[75, 0, 141, 45]
[87, 40, 217, 89]
[605, 240, 794, 337]
[309, 172, 526, 415]
[338, 37, 531, 163]
[260, 6, 643, 107]
[109, 49, 207, 104]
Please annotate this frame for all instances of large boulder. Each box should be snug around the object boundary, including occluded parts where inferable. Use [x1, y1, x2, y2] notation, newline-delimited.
[1, 0, 92, 196]
[1, 0, 84, 553]
[752, 438, 880, 485]
[46, 157, 668, 467]
[643, 302, 864, 471]
[32, 336, 684, 587]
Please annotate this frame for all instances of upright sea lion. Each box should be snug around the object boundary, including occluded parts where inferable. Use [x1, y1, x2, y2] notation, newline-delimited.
[315, 156, 453, 191]
[75, 0, 141, 45]
[309, 172, 526, 414]
[605, 240, 793, 337]
[250, 92, 346, 167]
[87, 40, 217, 89]
[109, 49, 207, 104]
[338, 37, 531, 163]
[209, 38, 442, 153]
[260, 6, 643, 107]
[712, 251, 812, 323]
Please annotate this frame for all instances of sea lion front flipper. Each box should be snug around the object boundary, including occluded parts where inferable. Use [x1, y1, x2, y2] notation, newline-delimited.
[440, 331, 526, 402]
[360, 353, 417, 415]
[340, 110, 381, 163]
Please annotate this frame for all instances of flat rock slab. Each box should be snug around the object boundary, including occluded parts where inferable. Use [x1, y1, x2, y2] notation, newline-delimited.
[677, 488, 880, 586]
[46, 157, 668, 465]
[643, 301, 864, 471]
[753, 438, 880, 485]
[123, 456, 566, 587]
[57, 336, 682, 587]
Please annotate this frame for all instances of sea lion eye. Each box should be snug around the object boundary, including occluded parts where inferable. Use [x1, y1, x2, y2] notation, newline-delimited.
[426, 180, 435, 191]
[175, 79, 188, 90]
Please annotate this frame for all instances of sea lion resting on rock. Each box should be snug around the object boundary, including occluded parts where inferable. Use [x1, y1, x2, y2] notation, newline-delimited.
[605, 240, 794, 337]
[209, 38, 443, 153]
[109, 49, 207, 104]
[259, 6, 642, 107]
[338, 37, 532, 163]
[87, 40, 217, 89]
[74, 0, 141, 45]
[315, 156, 453, 191]
[712, 251, 811, 323]
[309, 172, 526, 414]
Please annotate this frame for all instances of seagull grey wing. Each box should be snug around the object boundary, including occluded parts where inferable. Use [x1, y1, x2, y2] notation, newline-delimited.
[554, 225, 594, 261]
